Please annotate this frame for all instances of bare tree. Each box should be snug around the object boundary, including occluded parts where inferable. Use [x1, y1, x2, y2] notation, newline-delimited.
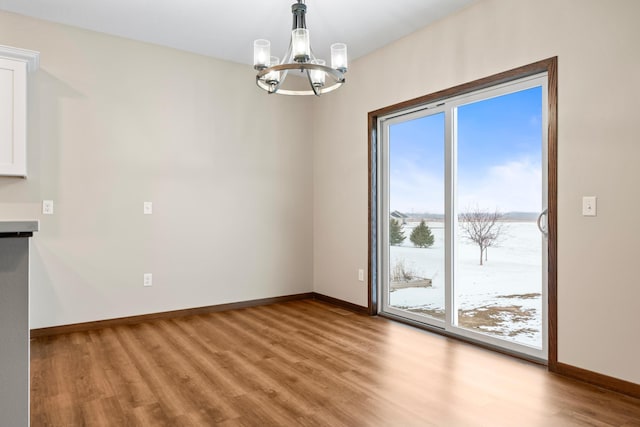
[459, 207, 504, 266]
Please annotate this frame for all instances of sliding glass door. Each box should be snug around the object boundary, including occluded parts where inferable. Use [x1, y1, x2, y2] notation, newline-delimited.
[378, 74, 548, 360]
[381, 108, 447, 327]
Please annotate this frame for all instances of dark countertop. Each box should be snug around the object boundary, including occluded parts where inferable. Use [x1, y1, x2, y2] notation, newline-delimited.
[0, 220, 39, 237]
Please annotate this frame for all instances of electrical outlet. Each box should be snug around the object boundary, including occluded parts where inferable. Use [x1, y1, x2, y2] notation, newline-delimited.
[143, 273, 153, 287]
[143, 201, 153, 215]
[42, 200, 54, 215]
[358, 269, 365, 282]
[582, 196, 597, 216]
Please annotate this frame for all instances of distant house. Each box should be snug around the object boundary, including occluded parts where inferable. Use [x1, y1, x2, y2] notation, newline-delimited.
[390, 210, 409, 224]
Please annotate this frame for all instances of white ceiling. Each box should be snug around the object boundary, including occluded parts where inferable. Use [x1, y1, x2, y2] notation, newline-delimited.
[0, 0, 476, 65]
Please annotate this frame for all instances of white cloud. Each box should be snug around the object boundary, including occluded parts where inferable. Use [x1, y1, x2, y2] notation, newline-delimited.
[390, 157, 542, 213]
[458, 158, 542, 212]
[390, 161, 444, 213]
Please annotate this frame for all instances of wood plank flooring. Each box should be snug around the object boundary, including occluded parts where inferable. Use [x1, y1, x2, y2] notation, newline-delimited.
[31, 299, 640, 426]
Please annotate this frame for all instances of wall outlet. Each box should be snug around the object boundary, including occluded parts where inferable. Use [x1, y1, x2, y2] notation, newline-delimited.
[143, 273, 152, 287]
[42, 200, 54, 215]
[143, 201, 153, 214]
[358, 269, 365, 282]
[582, 196, 597, 216]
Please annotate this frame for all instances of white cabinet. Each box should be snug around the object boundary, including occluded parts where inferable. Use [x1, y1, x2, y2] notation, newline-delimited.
[0, 45, 39, 177]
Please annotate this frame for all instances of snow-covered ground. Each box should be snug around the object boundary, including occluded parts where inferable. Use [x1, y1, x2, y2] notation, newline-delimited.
[389, 221, 543, 348]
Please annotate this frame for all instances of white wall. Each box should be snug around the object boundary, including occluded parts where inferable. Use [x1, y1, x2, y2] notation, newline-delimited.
[313, 0, 640, 384]
[0, 11, 313, 328]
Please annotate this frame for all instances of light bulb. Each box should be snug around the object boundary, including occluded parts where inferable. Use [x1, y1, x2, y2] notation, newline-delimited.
[253, 39, 270, 69]
[331, 43, 348, 72]
[292, 29, 310, 62]
[310, 59, 326, 87]
[265, 56, 280, 84]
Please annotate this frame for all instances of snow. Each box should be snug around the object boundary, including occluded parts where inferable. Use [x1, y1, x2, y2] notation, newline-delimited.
[389, 221, 543, 348]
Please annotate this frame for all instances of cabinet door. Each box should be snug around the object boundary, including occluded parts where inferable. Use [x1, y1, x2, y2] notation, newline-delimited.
[0, 58, 27, 177]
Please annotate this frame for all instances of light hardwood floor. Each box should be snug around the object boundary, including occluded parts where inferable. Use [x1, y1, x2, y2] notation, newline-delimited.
[31, 299, 640, 426]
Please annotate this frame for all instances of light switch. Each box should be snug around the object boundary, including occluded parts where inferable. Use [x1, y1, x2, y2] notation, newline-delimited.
[582, 196, 597, 216]
[143, 201, 153, 215]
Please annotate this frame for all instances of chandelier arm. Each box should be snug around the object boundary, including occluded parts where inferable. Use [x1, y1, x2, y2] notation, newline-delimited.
[305, 68, 321, 96]
[256, 63, 345, 96]
[256, 78, 343, 96]
[257, 63, 344, 80]
[308, 48, 317, 63]
[284, 41, 293, 64]
[274, 82, 344, 96]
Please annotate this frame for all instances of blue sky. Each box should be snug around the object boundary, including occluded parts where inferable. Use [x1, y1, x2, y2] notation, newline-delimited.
[389, 86, 543, 214]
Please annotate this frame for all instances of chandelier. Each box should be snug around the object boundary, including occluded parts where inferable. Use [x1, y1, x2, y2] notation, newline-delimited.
[253, 0, 348, 96]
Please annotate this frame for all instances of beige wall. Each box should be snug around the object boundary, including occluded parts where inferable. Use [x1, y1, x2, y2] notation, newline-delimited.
[313, 0, 640, 384]
[0, 11, 313, 328]
[2, 0, 639, 387]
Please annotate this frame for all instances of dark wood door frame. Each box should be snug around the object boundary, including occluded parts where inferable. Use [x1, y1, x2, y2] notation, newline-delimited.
[367, 57, 558, 367]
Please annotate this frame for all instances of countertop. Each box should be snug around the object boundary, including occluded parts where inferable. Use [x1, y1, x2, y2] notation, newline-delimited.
[0, 220, 39, 234]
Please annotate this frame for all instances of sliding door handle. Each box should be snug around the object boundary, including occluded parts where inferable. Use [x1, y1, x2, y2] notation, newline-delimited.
[537, 209, 548, 237]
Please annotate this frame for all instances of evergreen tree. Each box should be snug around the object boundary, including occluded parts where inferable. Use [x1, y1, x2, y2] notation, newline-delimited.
[389, 218, 406, 246]
[410, 220, 435, 248]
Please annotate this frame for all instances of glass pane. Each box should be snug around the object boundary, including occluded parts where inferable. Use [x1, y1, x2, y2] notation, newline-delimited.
[388, 112, 445, 322]
[455, 87, 543, 348]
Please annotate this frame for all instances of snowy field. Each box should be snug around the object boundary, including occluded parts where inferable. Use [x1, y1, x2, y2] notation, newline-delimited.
[389, 221, 542, 348]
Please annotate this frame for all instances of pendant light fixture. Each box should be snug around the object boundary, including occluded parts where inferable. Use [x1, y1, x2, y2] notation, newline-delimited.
[253, 0, 348, 96]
